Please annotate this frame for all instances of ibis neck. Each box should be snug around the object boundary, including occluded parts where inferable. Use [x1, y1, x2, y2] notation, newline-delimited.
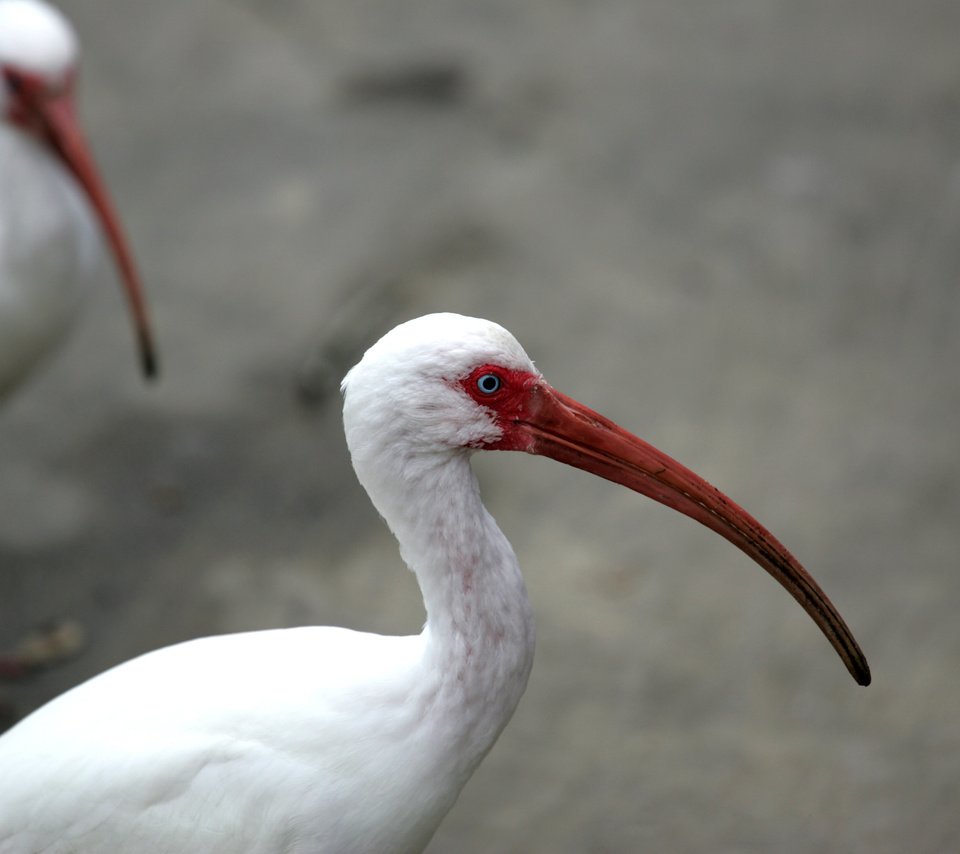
[411, 454, 533, 647]
[355, 448, 536, 759]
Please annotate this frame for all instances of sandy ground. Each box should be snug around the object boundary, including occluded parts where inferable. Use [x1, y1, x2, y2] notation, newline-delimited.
[1, 0, 958, 851]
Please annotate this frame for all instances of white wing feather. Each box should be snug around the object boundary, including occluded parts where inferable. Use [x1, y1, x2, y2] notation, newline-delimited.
[0, 628, 448, 853]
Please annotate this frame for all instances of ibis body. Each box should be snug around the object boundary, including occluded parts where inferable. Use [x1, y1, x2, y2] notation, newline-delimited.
[0, 110, 92, 395]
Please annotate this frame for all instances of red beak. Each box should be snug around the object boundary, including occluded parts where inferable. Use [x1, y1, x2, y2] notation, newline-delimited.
[24, 79, 157, 378]
[515, 381, 870, 686]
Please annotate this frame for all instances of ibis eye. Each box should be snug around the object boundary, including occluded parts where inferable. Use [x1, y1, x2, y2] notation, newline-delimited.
[476, 373, 502, 395]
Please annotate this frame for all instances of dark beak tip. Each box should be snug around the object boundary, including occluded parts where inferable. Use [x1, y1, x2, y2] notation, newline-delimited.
[139, 343, 159, 380]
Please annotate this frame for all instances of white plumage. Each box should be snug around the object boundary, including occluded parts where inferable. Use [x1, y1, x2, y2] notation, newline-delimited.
[0, 313, 868, 853]
[0, 0, 155, 398]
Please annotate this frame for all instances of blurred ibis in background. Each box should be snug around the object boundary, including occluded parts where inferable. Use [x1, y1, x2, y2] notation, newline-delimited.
[0, 0, 156, 717]
[0, 0, 156, 399]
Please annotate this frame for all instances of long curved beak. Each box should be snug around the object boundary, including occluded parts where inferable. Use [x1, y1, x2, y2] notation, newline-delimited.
[516, 381, 870, 686]
[28, 83, 158, 378]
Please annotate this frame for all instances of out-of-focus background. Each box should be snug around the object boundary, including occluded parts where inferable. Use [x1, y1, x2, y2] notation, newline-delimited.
[2, 0, 958, 850]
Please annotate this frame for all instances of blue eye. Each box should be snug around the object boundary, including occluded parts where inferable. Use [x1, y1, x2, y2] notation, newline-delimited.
[476, 373, 502, 394]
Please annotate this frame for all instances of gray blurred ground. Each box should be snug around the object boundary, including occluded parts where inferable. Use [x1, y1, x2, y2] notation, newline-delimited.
[1, 0, 958, 850]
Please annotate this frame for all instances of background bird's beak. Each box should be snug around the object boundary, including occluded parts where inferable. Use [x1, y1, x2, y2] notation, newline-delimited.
[25, 81, 158, 378]
[515, 381, 870, 686]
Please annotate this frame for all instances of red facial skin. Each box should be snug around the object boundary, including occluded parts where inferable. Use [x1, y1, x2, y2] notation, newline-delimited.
[3, 65, 157, 377]
[460, 364, 870, 686]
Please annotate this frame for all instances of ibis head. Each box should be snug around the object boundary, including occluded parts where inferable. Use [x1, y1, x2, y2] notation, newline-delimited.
[343, 313, 870, 686]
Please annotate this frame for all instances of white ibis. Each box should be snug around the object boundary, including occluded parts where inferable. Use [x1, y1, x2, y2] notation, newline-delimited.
[0, 314, 869, 852]
[0, 0, 156, 399]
